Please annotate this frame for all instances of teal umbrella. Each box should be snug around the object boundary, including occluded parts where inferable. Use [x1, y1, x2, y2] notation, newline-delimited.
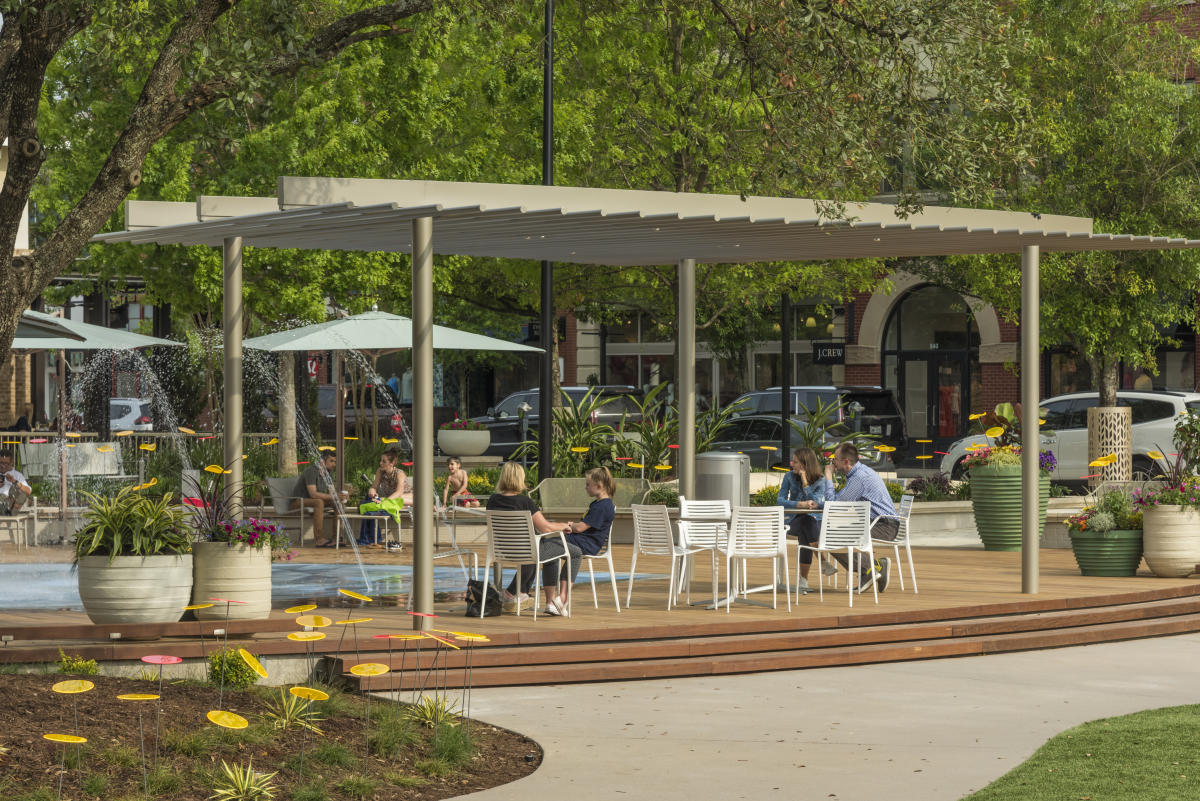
[14, 310, 179, 351]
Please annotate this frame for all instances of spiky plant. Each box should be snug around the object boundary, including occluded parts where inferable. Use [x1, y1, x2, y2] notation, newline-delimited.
[403, 695, 460, 729]
[261, 688, 325, 734]
[208, 759, 276, 801]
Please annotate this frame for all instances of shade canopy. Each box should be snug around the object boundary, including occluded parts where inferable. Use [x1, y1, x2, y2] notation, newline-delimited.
[241, 310, 543, 354]
[14, 310, 179, 351]
[92, 178, 1200, 264]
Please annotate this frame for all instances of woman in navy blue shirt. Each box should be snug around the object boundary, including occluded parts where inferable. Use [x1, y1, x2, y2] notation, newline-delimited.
[561, 466, 616, 613]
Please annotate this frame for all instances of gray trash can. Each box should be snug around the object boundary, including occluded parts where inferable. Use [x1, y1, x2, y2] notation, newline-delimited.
[695, 452, 751, 507]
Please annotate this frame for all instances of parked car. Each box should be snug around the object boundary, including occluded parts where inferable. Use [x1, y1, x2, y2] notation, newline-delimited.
[110, 397, 153, 432]
[706, 413, 891, 471]
[727, 385, 909, 458]
[939, 390, 1200, 484]
[469, 385, 643, 458]
[263, 384, 456, 440]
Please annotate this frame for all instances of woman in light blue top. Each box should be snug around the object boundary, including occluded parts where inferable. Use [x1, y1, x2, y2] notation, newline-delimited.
[777, 447, 829, 586]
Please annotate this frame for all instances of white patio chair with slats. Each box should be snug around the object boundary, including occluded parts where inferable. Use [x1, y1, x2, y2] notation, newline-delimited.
[677, 497, 731, 605]
[628, 504, 700, 610]
[716, 506, 790, 613]
[797, 501, 875, 607]
[580, 536, 621, 612]
[482, 510, 569, 621]
[871, 495, 916, 593]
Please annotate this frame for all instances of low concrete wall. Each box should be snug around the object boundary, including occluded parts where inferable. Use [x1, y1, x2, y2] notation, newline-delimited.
[908, 498, 1083, 549]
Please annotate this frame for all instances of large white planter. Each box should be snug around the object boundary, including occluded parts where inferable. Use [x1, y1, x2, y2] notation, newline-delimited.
[1142, 505, 1200, 578]
[191, 541, 272, 620]
[77, 554, 193, 624]
[437, 428, 491, 457]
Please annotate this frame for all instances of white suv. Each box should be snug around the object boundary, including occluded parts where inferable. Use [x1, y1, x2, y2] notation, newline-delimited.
[940, 391, 1200, 484]
[110, 398, 153, 432]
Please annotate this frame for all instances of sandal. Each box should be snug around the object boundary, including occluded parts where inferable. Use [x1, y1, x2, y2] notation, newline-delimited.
[315, 540, 334, 548]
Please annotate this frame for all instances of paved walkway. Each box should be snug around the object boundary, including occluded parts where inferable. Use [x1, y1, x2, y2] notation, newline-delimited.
[437, 633, 1200, 800]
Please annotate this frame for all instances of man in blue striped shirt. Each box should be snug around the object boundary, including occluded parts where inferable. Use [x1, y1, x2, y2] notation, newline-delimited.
[824, 442, 895, 593]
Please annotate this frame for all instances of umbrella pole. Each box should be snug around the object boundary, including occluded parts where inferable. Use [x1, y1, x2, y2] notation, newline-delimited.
[58, 350, 68, 543]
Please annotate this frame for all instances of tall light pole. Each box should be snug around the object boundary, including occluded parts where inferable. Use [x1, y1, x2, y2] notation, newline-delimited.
[538, 0, 555, 481]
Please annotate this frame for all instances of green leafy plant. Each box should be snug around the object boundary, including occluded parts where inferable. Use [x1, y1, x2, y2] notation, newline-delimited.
[72, 485, 190, 564]
[516, 388, 621, 475]
[431, 723, 475, 766]
[643, 485, 680, 507]
[792, 395, 879, 456]
[904, 473, 957, 502]
[439, 418, 486, 431]
[1173, 411, 1200, 476]
[750, 485, 779, 506]
[261, 688, 324, 734]
[403, 695, 460, 729]
[208, 648, 261, 691]
[1069, 489, 1144, 531]
[208, 759, 276, 801]
[56, 649, 99, 676]
[333, 775, 378, 800]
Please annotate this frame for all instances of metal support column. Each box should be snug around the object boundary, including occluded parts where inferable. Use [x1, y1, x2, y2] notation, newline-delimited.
[1021, 245, 1040, 594]
[678, 258, 696, 500]
[537, 0, 556, 482]
[411, 217, 435, 629]
[780, 294, 792, 461]
[222, 236, 243, 519]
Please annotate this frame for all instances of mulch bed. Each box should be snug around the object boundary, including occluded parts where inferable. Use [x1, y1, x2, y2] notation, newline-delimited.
[0, 673, 540, 800]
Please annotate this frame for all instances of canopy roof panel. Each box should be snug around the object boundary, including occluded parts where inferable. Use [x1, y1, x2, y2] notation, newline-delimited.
[93, 178, 1200, 264]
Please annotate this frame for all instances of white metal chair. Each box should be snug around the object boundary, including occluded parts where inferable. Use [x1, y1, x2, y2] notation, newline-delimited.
[580, 536, 621, 612]
[677, 496, 731, 604]
[482, 510, 569, 620]
[431, 496, 480, 583]
[627, 504, 699, 610]
[871, 495, 916, 593]
[797, 501, 876, 607]
[717, 506, 790, 613]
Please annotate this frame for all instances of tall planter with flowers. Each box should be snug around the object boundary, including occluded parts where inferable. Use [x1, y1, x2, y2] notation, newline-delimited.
[437, 418, 491, 457]
[965, 403, 1054, 551]
[188, 465, 293, 620]
[1135, 480, 1200, 578]
[1065, 489, 1143, 576]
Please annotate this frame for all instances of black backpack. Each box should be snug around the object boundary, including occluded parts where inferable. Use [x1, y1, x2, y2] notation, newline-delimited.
[464, 579, 503, 617]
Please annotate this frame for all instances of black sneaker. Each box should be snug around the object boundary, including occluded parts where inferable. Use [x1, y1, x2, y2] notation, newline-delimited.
[857, 569, 877, 593]
[877, 558, 891, 593]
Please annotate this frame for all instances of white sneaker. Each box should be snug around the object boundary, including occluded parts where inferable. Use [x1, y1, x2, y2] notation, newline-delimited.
[796, 577, 810, 595]
[544, 601, 562, 617]
[821, 557, 838, 576]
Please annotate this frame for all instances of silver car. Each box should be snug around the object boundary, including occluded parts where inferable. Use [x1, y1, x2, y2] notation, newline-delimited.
[110, 397, 153, 432]
[939, 391, 1200, 483]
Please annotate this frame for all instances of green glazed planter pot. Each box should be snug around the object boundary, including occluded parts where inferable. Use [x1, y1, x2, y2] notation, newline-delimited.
[1067, 529, 1143, 577]
[969, 464, 1050, 551]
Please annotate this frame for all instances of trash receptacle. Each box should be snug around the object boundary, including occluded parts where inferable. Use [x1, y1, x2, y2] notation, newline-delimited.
[696, 452, 751, 507]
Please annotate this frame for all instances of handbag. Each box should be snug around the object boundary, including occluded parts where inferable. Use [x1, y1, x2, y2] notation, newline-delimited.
[464, 579, 503, 617]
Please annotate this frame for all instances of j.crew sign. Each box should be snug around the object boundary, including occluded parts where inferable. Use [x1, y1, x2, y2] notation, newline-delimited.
[812, 343, 845, 365]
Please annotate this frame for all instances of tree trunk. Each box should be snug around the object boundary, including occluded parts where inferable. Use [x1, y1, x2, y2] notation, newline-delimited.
[277, 352, 297, 477]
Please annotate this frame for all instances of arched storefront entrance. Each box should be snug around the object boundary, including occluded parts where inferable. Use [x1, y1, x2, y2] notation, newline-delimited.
[881, 285, 981, 448]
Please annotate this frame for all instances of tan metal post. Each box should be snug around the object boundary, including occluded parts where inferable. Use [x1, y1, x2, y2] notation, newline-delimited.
[1021, 244, 1040, 593]
[411, 217, 435, 629]
[57, 350, 67, 541]
[223, 236, 243, 519]
[678, 258, 696, 500]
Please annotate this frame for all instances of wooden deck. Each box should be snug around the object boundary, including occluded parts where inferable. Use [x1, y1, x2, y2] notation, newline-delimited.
[3, 544, 1199, 688]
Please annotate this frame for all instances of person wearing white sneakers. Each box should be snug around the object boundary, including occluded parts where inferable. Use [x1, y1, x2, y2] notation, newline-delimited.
[556, 467, 617, 616]
[777, 447, 830, 595]
[486, 462, 578, 615]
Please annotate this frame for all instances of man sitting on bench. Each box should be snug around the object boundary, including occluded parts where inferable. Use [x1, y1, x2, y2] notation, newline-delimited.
[0, 448, 31, 516]
[295, 450, 349, 548]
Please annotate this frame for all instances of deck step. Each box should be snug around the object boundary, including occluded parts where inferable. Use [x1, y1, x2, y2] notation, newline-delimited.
[340, 596, 1200, 691]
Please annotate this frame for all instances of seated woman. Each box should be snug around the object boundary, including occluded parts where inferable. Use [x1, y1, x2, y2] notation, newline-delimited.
[777, 447, 830, 593]
[358, 448, 407, 547]
[442, 457, 480, 508]
[486, 461, 578, 617]
[559, 466, 616, 611]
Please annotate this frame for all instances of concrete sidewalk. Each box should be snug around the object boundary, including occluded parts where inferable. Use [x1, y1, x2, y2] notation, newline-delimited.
[440, 633, 1200, 800]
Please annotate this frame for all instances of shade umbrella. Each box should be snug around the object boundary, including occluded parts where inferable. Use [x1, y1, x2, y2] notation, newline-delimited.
[11, 309, 181, 537]
[243, 311, 542, 491]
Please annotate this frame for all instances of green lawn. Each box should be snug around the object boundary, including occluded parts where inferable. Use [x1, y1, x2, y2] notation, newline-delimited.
[964, 705, 1200, 800]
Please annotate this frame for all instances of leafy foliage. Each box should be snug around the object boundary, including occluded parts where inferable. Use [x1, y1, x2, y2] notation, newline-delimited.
[261, 689, 324, 735]
[73, 485, 190, 564]
[56, 649, 99, 676]
[208, 648, 261, 692]
[403, 695, 460, 729]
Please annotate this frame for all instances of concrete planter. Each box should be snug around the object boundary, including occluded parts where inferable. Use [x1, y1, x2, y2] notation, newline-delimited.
[191, 541, 272, 619]
[437, 429, 491, 457]
[77, 554, 193, 624]
[1142, 505, 1200, 578]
